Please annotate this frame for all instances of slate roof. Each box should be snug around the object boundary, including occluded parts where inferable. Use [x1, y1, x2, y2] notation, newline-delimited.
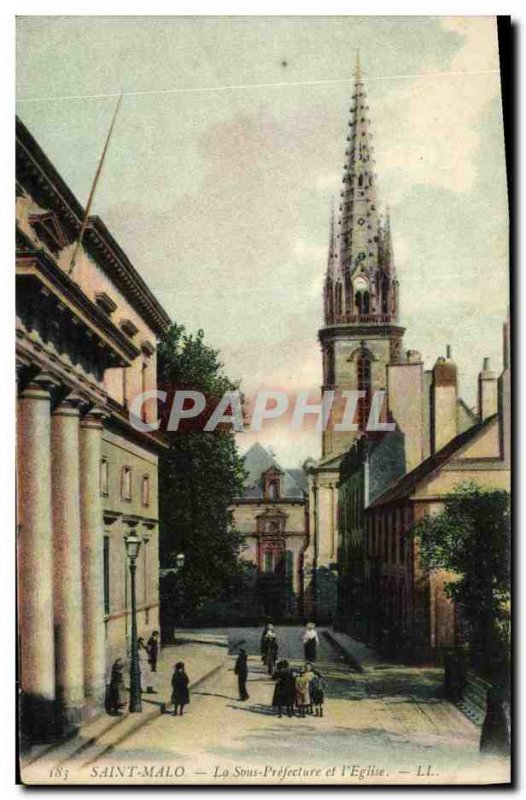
[369, 413, 499, 509]
[238, 442, 307, 500]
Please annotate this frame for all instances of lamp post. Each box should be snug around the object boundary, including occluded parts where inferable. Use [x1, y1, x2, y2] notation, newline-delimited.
[125, 532, 142, 713]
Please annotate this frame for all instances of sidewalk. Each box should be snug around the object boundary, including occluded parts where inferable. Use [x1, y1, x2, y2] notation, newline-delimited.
[20, 631, 229, 783]
[323, 628, 382, 672]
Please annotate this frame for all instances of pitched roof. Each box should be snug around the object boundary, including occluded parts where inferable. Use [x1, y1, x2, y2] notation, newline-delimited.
[238, 442, 307, 499]
[369, 414, 499, 508]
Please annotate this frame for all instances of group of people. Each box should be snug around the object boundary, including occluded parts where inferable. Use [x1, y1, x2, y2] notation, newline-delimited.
[260, 621, 320, 673]
[107, 621, 326, 721]
[107, 630, 192, 717]
[272, 660, 327, 718]
[234, 621, 327, 718]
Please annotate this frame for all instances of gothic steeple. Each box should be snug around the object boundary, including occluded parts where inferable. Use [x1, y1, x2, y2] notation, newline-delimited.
[323, 55, 399, 326]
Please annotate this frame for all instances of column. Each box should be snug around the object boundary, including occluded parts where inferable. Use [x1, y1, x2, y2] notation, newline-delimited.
[17, 377, 56, 741]
[51, 396, 85, 735]
[79, 410, 106, 715]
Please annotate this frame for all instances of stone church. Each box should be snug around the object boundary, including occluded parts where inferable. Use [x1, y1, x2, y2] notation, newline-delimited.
[303, 56, 499, 625]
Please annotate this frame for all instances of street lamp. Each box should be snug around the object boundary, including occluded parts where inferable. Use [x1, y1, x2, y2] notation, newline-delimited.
[125, 531, 142, 713]
[175, 552, 185, 570]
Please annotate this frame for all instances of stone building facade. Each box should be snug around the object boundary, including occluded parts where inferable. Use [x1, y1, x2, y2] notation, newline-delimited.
[364, 330, 510, 661]
[231, 443, 309, 620]
[16, 118, 171, 742]
[305, 57, 489, 628]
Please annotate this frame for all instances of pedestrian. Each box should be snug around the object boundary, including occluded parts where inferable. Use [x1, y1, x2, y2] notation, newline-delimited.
[302, 622, 319, 662]
[262, 624, 279, 675]
[272, 660, 294, 718]
[260, 621, 272, 663]
[171, 661, 190, 716]
[106, 658, 127, 715]
[137, 636, 156, 694]
[234, 648, 250, 701]
[309, 669, 328, 718]
[304, 662, 315, 714]
[147, 630, 160, 673]
[295, 666, 310, 718]
[480, 686, 510, 757]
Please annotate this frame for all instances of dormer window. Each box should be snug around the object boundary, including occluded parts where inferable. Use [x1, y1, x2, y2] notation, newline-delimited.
[28, 212, 68, 255]
[263, 469, 282, 500]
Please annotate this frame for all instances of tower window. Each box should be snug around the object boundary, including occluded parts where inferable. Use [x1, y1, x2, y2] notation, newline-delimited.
[335, 283, 343, 317]
[355, 290, 370, 315]
[382, 277, 390, 314]
[326, 344, 335, 386]
[357, 353, 372, 430]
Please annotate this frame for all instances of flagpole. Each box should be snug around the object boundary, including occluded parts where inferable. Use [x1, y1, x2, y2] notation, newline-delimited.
[68, 94, 123, 276]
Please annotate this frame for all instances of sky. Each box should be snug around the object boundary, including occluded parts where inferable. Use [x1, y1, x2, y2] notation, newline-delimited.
[16, 16, 508, 468]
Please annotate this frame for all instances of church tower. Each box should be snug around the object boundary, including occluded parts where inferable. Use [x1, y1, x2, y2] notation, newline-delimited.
[320, 55, 405, 457]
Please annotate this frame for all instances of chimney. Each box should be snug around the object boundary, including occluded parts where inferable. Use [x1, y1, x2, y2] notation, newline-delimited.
[430, 347, 458, 453]
[478, 357, 497, 421]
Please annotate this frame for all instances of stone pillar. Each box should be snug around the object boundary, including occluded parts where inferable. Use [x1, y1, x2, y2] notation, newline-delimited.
[79, 410, 106, 716]
[51, 396, 85, 735]
[17, 377, 56, 741]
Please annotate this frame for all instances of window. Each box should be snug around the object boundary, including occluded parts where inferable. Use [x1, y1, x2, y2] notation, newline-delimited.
[356, 353, 372, 430]
[264, 550, 273, 573]
[382, 277, 390, 314]
[103, 536, 110, 615]
[100, 458, 109, 497]
[335, 282, 343, 317]
[355, 290, 370, 315]
[142, 475, 150, 507]
[326, 344, 335, 386]
[121, 466, 132, 501]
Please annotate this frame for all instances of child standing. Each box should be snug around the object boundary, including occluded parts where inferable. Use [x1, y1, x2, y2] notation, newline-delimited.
[171, 662, 190, 716]
[309, 669, 328, 717]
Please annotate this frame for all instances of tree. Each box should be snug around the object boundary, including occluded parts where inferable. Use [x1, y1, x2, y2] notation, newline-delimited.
[157, 324, 247, 628]
[411, 482, 510, 675]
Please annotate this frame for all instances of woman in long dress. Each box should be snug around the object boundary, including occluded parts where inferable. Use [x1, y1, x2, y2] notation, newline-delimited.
[302, 622, 319, 662]
[272, 660, 295, 718]
[106, 658, 127, 715]
[171, 661, 190, 716]
[137, 637, 155, 693]
[262, 625, 279, 675]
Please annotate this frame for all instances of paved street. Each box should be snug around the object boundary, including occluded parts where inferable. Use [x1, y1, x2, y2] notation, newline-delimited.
[53, 625, 508, 785]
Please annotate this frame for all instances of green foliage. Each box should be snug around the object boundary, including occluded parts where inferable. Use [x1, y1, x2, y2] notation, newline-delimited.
[158, 323, 247, 621]
[411, 482, 510, 671]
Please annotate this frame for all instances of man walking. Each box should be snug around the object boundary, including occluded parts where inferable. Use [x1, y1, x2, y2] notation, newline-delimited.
[234, 648, 250, 701]
[147, 630, 160, 673]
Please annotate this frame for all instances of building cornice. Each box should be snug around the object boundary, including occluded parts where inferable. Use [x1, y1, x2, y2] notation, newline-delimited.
[319, 323, 406, 343]
[16, 117, 172, 337]
[16, 228, 140, 365]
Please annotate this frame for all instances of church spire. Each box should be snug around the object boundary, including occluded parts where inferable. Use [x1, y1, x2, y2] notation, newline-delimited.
[338, 53, 380, 283]
[383, 207, 394, 275]
[322, 56, 399, 325]
[326, 197, 338, 279]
